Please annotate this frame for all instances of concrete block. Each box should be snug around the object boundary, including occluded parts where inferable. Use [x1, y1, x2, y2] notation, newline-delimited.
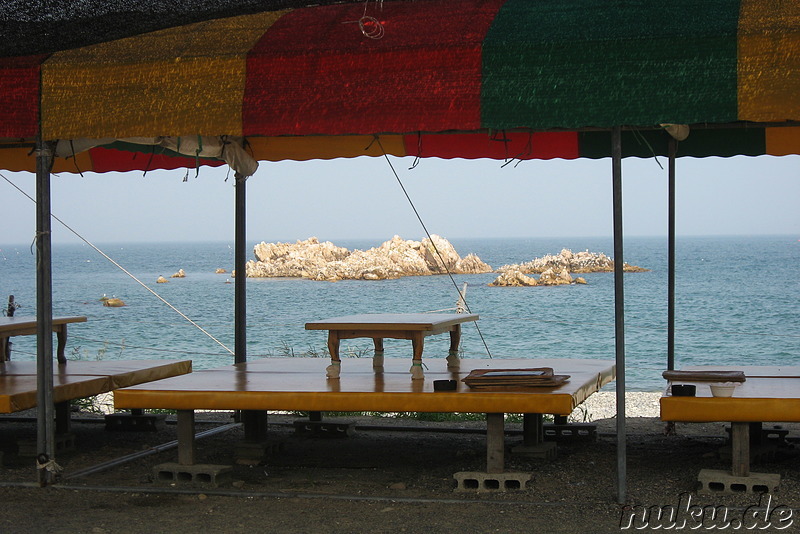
[293, 419, 355, 438]
[511, 440, 557, 460]
[543, 423, 597, 442]
[453, 471, 531, 492]
[698, 469, 780, 495]
[153, 462, 232, 487]
[105, 412, 166, 432]
[234, 439, 285, 465]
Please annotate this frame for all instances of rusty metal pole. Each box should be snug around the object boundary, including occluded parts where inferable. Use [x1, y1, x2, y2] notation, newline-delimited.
[234, 172, 267, 442]
[611, 126, 627, 504]
[667, 137, 677, 371]
[234, 172, 246, 366]
[35, 137, 57, 485]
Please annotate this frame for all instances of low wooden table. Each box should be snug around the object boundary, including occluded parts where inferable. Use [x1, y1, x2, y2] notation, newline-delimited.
[0, 359, 193, 414]
[115, 357, 616, 474]
[660, 365, 800, 491]
[0, 315, 87, 364]
[305, 313, 479, 379]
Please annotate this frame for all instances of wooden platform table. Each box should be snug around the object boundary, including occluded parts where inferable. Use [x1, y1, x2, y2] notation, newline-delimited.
[0, 359, 192, 434]
[115, 357, 616, 473]
[661, 366, 800, 479]
[305, 313, 479, 379]
[0, 315, 87, 363]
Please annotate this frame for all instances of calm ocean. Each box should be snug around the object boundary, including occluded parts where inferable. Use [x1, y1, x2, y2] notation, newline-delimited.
[1, 236, 798, 391]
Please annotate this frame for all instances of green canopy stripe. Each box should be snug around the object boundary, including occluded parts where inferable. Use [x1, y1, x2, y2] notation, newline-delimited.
[481, 0, 741, 129]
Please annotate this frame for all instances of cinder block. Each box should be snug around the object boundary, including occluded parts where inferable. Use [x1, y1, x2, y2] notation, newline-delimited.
[511, 440, 557, 460]
[234, 439, 285, 465]
[543, 423, 597, 442]
[453, 471, 531, 492]
[698, 469, 780, 495]
[153, 462, 232, 486]
[105, 412, 166, 432]
[293, 419, 355, 438]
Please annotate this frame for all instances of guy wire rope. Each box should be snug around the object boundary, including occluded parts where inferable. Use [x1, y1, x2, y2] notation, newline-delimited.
[1, 172, 235, 356]
[374, 136, 493, 358]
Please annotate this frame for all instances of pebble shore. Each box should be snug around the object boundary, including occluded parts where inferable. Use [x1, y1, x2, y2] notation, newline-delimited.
[570, 391, 662, 421]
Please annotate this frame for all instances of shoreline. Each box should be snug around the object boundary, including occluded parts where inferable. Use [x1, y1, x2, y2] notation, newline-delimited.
[90, 390, 663, 419]
[571, 391, 661, 420]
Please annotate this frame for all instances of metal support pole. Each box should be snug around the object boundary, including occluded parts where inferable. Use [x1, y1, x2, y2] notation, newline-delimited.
[667, 138, 677, 370]
[35, 137, 57, 486]
[611, 126, 627, 504]
[233, 173, 267, 439]
[234, 172, 247, 365]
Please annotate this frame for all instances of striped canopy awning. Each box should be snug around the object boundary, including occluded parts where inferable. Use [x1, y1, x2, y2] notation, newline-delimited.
[1, 0, 799, 174]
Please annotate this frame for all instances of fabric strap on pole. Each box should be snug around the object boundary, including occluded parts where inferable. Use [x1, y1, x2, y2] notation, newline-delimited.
[667, 137, 677, 371]
[611, 126, 627, 504]
[35, 137, 57, 486]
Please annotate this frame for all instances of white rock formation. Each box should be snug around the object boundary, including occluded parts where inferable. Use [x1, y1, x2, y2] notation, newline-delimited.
[488, 270, 538, 287]
[497, 248, 647, 274]
[246, 235, 492, 281]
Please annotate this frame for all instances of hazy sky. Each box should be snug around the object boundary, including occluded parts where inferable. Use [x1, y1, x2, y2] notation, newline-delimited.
[1, 153, 798, 245]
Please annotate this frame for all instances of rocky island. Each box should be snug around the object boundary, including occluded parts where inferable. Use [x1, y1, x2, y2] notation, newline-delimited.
[489, 248, 648, 287]
[245, 235, 492, 281]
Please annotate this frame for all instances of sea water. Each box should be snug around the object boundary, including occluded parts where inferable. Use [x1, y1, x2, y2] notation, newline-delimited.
[1, 236, 798, 391]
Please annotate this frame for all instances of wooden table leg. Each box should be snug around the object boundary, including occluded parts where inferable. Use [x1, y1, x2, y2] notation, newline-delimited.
[486, 412, 505, 474]
[449, 324, 461, 353]
[55, 401, 71, 435]
[326, 331, 341, 378]
[731, 421, 750, 477]
[446, 325, 461, 369]
[55, 325, 68, 364]
[327, 331, 340, 362]
[243, 410, 268, 443]
[177, 410, 196, 466]
[522, 413, 543, 446]
[373, 338, 384, 368]
[410, 332, 424, 379]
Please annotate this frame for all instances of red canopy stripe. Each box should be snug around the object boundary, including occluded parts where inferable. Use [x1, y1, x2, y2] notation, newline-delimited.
[403, 131, 580, 160]
[243, 0, 505, 136]
[0, 56, 44, 139]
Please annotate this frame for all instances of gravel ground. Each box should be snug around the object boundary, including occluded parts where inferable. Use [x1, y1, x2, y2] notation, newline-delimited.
[0, 393, 798, 533]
